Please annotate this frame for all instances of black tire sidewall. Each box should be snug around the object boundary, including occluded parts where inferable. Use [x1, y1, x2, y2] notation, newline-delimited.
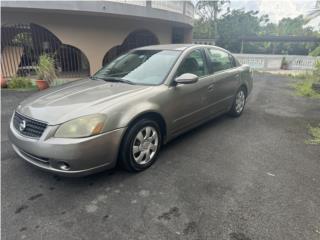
[120, 119, 162, 172]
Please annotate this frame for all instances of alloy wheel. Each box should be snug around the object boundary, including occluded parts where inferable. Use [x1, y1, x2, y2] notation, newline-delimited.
[132, 126, 159, 165]
[235, 90, 246, 114]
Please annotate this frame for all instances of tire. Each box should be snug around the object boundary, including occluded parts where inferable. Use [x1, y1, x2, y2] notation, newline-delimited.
[228, 87, 247, 117]
[119, 119, 162, 172]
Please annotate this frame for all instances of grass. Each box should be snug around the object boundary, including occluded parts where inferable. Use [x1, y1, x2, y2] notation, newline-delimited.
[292, 79, 320, 99]
[288, 71, 313, 79]
[305, 124, 320, 145]
[259, 68, 320, 99]
[290, 71, 320, 99]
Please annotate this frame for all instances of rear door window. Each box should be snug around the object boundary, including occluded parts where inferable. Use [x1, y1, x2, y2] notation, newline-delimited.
[206, 48, 234, 74]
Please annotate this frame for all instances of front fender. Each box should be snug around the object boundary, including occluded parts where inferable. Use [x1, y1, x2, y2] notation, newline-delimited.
[103, 101, 165, 132]
[118, 102, 164, 128]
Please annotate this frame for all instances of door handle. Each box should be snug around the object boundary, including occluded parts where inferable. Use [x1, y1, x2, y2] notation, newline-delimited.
[208, 84, 214, 91]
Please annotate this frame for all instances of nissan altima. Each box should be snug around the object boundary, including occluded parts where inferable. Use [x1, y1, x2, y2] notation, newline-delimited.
[9, 44, 253, 176]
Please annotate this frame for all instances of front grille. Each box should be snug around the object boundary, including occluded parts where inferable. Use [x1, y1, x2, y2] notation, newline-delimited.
[13, 112, 47, 138]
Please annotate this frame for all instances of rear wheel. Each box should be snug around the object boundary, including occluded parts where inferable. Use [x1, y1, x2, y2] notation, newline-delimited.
[119, 119, 162, 172]
[228, 87, 247, 117]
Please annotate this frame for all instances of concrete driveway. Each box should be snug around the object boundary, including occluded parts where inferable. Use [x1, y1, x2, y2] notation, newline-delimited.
[1, 73, 320, 240]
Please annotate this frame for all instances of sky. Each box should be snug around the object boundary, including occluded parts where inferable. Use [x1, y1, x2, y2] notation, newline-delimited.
[192, 0, 319, 30]
[229, 0, 320, 29]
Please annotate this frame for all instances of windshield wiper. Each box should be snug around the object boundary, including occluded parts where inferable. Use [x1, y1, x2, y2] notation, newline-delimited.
[89, 76, 103, 80]
[94, 76, 135, 85]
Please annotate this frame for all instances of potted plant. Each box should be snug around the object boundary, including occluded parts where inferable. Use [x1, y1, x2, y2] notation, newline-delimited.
[281, 57, 289, 70]
[36, 54, 57, 90]
[0, 73, 7, 88]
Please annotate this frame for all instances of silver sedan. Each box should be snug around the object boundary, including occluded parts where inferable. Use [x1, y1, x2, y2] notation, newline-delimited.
[9, 44, 253, 176]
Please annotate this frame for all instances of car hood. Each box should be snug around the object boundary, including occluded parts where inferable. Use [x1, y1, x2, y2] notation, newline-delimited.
[17, 79, 153, 125]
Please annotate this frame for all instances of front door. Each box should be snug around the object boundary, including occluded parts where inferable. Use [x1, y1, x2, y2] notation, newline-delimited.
[166, 49, 212, 135]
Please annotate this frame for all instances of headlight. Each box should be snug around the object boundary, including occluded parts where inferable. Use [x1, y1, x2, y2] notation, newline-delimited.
[54, 114, 106, 138]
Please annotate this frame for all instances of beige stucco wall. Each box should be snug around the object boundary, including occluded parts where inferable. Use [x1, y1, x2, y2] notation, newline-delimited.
[2, 10, 185, 74]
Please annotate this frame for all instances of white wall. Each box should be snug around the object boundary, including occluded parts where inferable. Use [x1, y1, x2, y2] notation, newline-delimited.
[234, 54, 320, 70]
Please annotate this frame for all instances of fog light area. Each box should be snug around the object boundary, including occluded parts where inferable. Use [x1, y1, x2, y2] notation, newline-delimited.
[57, 162, 70, 171]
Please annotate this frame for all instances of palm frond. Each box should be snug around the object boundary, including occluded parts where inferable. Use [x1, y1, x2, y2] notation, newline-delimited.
[304, 0, 320, 23]
[304, 8, 320, 23]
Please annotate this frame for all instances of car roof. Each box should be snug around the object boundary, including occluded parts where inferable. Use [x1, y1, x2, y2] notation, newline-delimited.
[135, 44, 194, 51]
[134, 44, 230, 53]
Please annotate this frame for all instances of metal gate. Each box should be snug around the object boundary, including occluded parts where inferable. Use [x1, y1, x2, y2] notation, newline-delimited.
[1, 23, 90, 79]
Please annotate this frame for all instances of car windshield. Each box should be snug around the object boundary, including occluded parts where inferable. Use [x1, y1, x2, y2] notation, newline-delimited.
[92, 50, 180, 85]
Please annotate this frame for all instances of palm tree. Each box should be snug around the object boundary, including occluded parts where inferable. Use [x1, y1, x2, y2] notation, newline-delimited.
[305, 0, 320, 23]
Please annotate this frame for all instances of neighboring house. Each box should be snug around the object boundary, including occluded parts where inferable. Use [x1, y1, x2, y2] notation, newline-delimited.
[1, 1, 194, 78]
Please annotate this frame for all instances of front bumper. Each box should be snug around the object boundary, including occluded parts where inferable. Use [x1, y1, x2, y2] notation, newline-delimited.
[9, 119, 126, 177]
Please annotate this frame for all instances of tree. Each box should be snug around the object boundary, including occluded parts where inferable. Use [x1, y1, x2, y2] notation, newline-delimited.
[216, 10, 268, 52]
[195, 0, 230, 40]
[193, 19, 213, 39]
[278, 15, 307, 35]
[192, 5, 320, 55]
[272, 16, 318, 55]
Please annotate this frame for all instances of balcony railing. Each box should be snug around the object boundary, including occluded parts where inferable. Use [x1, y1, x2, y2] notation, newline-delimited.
[104, 0, 147, 6]
[104, 0, 194, 18]
[151, 1, 184, 14]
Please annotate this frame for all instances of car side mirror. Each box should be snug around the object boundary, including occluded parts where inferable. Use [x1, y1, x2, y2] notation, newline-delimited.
[174, 73, 199, 85]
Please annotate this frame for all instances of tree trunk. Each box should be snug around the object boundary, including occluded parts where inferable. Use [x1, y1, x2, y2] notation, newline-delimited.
[213, 2, 219, 41]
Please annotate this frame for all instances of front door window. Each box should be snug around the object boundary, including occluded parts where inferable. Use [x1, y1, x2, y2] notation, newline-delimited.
[176, 49, 207, 77]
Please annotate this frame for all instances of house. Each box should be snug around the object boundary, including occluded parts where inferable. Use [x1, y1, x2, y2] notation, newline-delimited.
[1, 1, 194, 79]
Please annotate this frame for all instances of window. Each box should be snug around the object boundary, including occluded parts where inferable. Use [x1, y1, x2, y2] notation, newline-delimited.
[176, 50, 206, 77]
[206, 48, 234, 73]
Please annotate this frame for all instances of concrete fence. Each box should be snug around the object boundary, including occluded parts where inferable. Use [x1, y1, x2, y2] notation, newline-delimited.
[234, 54, 320, 70]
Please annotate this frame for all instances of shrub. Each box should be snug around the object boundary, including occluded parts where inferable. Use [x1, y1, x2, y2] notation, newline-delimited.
[305, 124, 320, 145]
[36, 54, 57, 85]
[313, 60, 320, 82]
[291, 61, 320, 98]
[7, 76, 33, 89]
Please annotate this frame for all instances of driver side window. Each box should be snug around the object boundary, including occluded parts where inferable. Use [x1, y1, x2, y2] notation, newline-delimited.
[176, 50, 206, 77]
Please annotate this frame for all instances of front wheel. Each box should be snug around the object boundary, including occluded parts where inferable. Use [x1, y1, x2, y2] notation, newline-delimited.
[119, 119, 162, 172]
[228, 87, 247, 117]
